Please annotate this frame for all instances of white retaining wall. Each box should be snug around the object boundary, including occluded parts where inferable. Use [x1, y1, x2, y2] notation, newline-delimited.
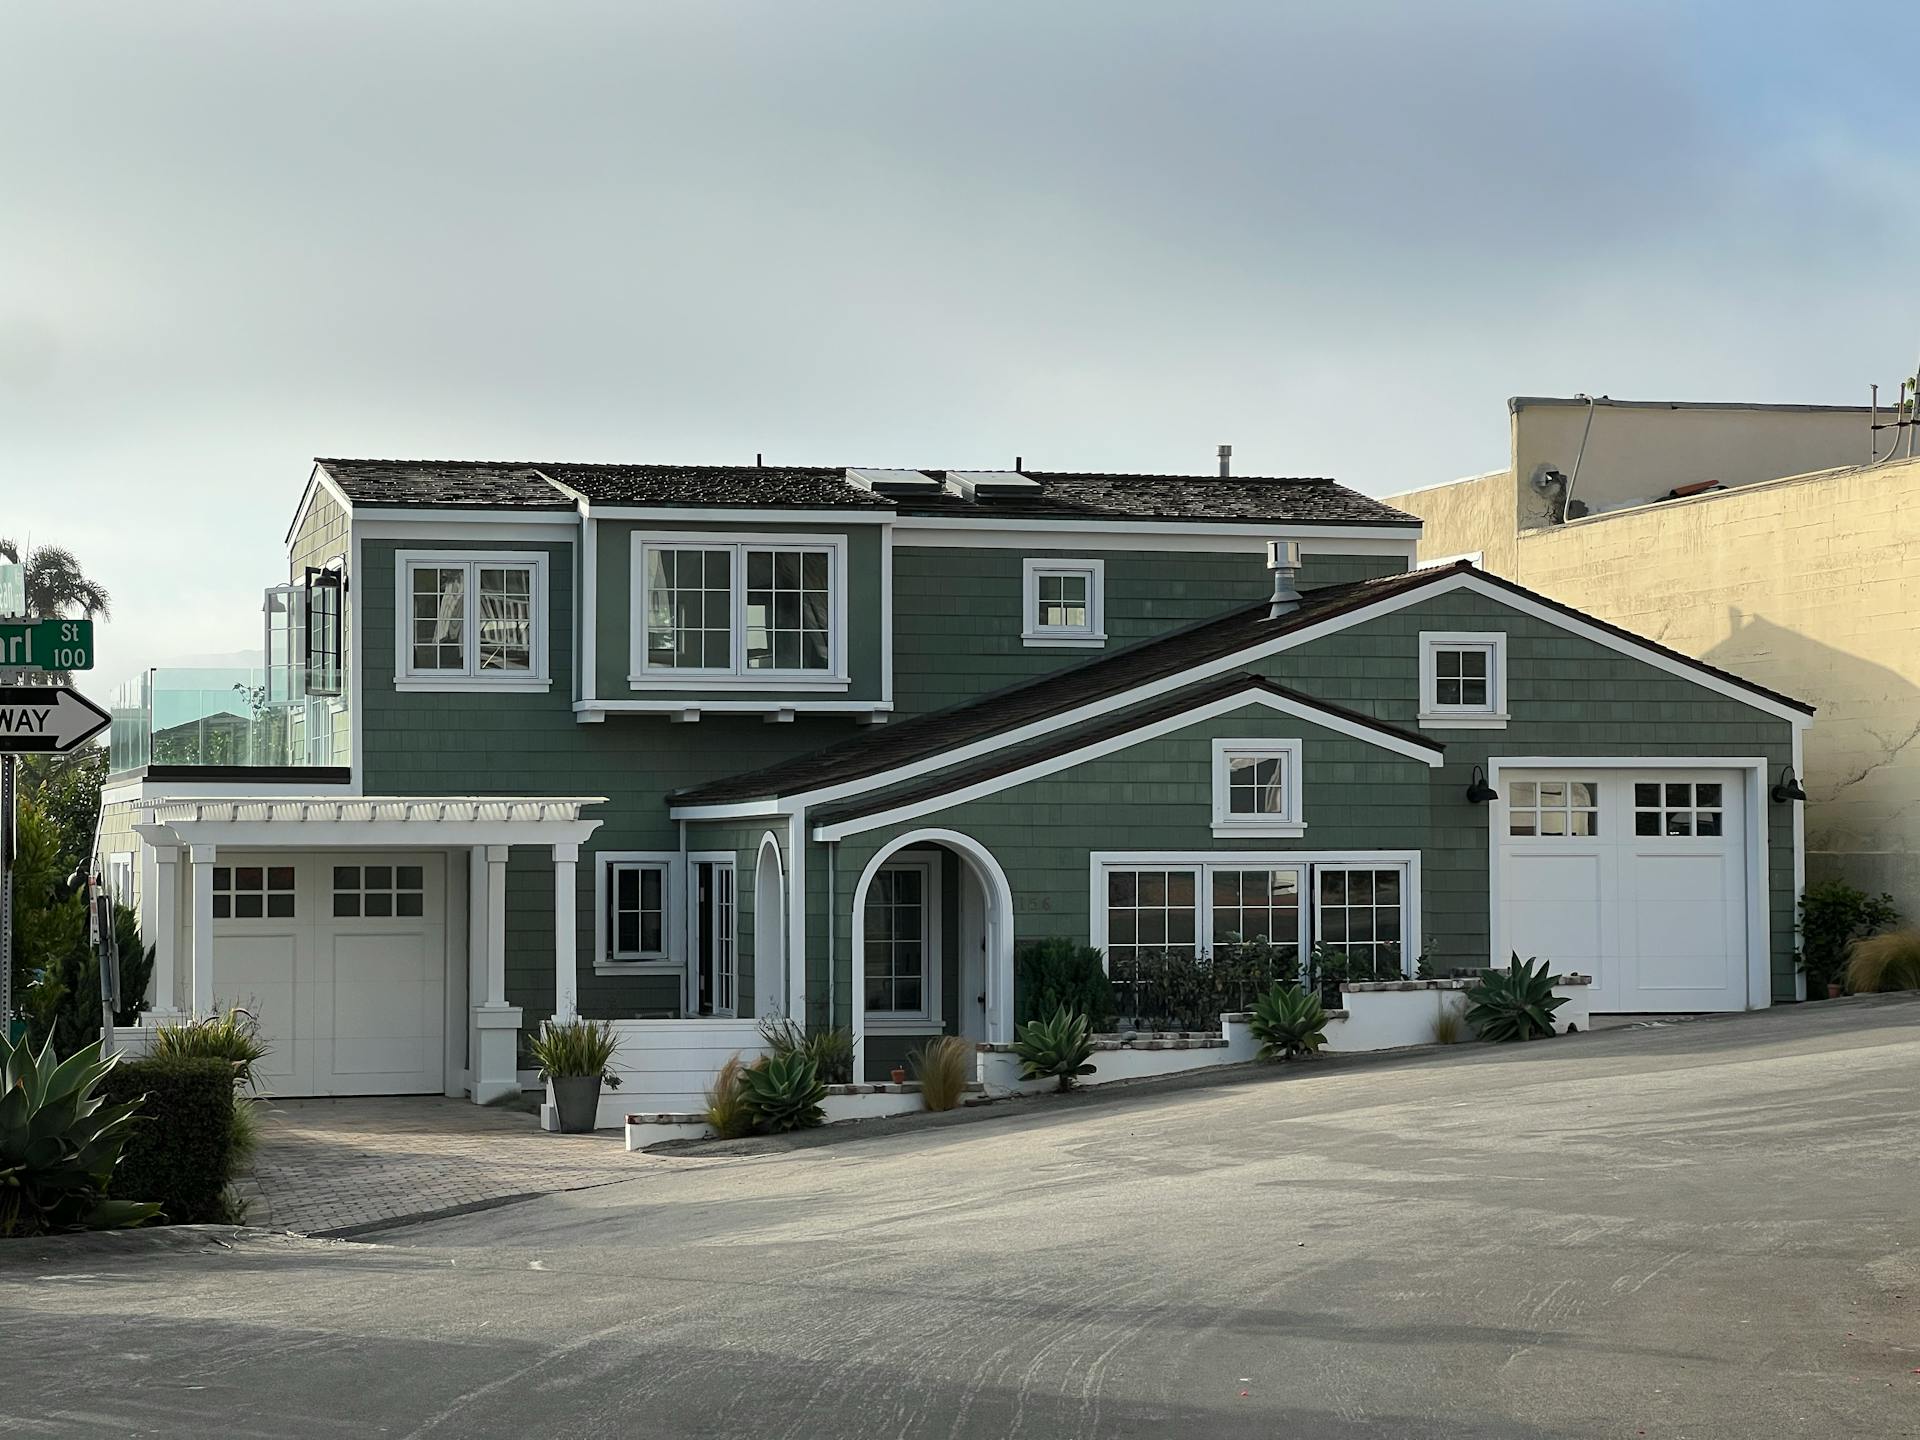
[578, 1017, 768, 1130]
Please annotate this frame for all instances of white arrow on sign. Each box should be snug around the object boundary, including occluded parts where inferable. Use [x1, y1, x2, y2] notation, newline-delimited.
[0, 686, 113, 753]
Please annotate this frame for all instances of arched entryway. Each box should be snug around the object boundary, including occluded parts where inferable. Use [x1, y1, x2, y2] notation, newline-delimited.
[849, 828, 1015, 1083]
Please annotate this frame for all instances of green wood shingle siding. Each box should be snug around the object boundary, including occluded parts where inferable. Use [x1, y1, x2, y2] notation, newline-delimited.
[887, 548, 1401, 715]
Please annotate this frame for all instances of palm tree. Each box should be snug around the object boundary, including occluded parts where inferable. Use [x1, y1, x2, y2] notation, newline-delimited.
[0, 540, 110, 686]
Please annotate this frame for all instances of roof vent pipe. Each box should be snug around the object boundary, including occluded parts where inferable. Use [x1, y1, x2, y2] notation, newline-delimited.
[1218, 443, 1232, 477]
[1266, 539, 1302, 617]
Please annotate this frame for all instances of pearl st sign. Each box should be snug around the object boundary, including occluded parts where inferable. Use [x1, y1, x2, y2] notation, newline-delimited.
[0, 618, 94, 672]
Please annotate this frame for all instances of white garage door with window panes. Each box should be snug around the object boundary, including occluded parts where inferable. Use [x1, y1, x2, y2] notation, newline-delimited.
[207, 853, 448, 1096]
[1499, 771, 1749, 1012]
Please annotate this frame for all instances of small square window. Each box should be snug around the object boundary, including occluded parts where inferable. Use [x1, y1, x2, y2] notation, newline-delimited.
[1023, 559, 1104, 645]
[1421, 633, 1507, 724]
[1509, 776, 1600, 838]
[1213, 740, 1303, 834]
[1633, 776, 1727, 842]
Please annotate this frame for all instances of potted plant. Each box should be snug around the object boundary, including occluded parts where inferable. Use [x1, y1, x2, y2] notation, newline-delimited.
[889, 1065, 907, 1085]
[527, 1016, 621, 1133]
[1797, 881, 1899, 1000]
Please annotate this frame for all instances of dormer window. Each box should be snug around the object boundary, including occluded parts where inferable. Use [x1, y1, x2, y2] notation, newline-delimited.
[1021, 558, 1105, 648]
[631, 533, 849, 688]
[1419, 631, 1508, 728]
[394, 551, 550, 691]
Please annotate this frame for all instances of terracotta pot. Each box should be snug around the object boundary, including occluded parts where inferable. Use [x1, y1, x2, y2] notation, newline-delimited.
[890, 1067, 907, 1085]
[1827, 982, 1844, 999]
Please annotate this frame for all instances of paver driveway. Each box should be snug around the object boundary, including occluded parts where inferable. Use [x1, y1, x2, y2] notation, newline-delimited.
[243, 1096, 635, 1235]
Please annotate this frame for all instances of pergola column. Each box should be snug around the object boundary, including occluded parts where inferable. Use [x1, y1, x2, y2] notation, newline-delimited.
[188, 843, 217, 1016]
[147, 844, 183, 1021]
[469, 843, 523, 1105]
[552, 843, 579, 1022]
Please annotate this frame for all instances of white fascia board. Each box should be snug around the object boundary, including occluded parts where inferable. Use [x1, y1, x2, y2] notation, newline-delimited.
[891, 518, 1421, 549]
[285, 464, 355, 545]
[581, 505, 892, 526]
[357, 516, 580, 541]
[1493, 755, 1770, 771]
[810, 687, 1439, 842]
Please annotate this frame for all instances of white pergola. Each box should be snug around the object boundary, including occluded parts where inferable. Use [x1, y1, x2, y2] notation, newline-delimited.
[132, 795, 604, 1103]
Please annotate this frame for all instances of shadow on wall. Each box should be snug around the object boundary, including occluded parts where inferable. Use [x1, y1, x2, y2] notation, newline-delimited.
[1702, 608, 1920, 909]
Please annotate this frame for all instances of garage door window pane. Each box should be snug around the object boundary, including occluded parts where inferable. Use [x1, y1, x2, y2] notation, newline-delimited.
[333, 864, 426, 922]
[214, 864, 292, 920]
[1510, 777, 1599, 838]
[1635, 779, 1725, 840]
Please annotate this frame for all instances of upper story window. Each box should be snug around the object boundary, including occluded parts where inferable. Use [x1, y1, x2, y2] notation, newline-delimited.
[1211, 738, 1304, 837]
[631, 533, 848, 688]
[1021, 557, 1105, 648]
[1418, 631, 1507, 728]
[394, 551, 549, 692]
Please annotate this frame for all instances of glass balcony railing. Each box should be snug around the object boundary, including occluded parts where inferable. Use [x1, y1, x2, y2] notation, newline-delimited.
[111, 668, 349, 774]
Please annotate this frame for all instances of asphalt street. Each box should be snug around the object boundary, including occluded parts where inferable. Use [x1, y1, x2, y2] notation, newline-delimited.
[3, 996, 1915, 1439]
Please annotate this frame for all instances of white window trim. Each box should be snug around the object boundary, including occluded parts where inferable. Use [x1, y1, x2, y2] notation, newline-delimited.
[628, 531, 850, 690]
[393, 549, 552, 692]
[863, 856, 944, 1034]
[594, 851, 683, 975]
[1021, 557, 1106, 647]
[1418, 630, 1508, 728]
[107, 852, 135, 907]
[1210, 738, 1305, 838]
[1088, 850, 1420, 977]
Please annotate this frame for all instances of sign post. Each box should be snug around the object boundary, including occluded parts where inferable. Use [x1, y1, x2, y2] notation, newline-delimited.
[0, 686, 109, 1035]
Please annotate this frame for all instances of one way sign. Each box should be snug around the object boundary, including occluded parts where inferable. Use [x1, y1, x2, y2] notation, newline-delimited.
[0, 686, 112, 754]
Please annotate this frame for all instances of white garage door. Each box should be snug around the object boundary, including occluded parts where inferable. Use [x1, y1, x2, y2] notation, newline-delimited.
[1498, 771, 1750, 1013]
[208, 853, 449, 1096]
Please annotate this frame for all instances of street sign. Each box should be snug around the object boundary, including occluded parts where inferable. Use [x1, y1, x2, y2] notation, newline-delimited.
[0, 686, 111, 753]
[0, 618, 93, 672]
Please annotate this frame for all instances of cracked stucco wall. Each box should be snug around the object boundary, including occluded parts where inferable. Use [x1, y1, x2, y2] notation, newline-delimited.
[1391, 455, 1920, 915]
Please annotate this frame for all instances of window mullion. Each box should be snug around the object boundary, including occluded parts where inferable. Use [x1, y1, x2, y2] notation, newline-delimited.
[463, 561, 479, 678]
[730, 545, 747, 676]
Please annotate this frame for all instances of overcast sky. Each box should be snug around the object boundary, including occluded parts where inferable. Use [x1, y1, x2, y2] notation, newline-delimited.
[3, 1, 1915, 693]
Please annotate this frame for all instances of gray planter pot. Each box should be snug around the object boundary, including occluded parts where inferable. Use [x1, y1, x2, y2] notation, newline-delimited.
[547, 1075, 603, 1133]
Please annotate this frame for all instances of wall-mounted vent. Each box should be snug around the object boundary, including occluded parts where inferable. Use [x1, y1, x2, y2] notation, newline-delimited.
[944, 470, 1041, 500]
[845, 468, 941, 495]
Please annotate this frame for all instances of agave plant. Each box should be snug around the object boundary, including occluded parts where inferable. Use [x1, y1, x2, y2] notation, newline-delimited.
[1, 1033, 160, 1236]
[1012, 1006, 1097, 1092]
[1248, 982, 1328, 1062]
[738, 1053, 828, 1133]
[1464, 954, 1568, 1042]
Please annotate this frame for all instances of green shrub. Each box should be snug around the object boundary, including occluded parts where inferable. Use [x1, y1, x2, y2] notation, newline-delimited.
[1844, 930, 1920, 993]
[1012, 1006, 1097, 1092]
[152, 1007, 270, 1091]
[526, 1017, 621, 1085]
[1015, 938, 1118, 1029]
[1464, 955, 1567, 1043]
[0, 1033, 159, 1236]
[910, 1034, 972, 1112]
[99, 1055, 240, 1225]
[738, 1053, 827, 1133]
[1799, 880, 1899, 993]
[757, 1018, 855, 1085]
[1248, 982, 1328, 1061]
[704, 1054, 755, 1139]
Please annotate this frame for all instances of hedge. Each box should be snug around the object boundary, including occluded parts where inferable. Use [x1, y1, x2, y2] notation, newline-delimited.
[100, 1056, 240, 1225]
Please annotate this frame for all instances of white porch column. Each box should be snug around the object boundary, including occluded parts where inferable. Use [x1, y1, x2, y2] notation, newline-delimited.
[187, 844, 217, 1017]
[552, 843, 579, 1022]
[146, 845, 183, 1022]
[469, 843, 522, 1105]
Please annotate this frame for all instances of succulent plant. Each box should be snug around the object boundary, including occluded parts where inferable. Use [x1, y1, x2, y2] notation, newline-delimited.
[738, 1052, 828, 1133]
[1248, 982, 1328, 1062]
[1, 1032, 160, 1236]
[1012, 1007, 1098, 1092]
[1464, 954, 1568, 1042]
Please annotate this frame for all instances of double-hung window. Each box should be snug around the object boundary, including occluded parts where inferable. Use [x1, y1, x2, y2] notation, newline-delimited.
[1021, 557, 1105, 647]
[1418, 631, 1507, 727]
[1211, 739, 1304, 836]
[633, 534, 846, 685]
[395, 551, 548, 690]
[862, 858, 942, 1030]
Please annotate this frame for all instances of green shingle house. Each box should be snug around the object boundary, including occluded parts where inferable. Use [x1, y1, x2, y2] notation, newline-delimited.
[99, 459, 1813, 1103]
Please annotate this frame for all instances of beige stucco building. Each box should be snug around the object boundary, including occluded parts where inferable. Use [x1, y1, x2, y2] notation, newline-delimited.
[1388, 396, 1920, 915]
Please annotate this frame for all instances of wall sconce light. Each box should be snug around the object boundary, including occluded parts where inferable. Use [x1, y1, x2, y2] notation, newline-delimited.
[1466, 765, 1499, 805]
[1771, 766, 1807, 803]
